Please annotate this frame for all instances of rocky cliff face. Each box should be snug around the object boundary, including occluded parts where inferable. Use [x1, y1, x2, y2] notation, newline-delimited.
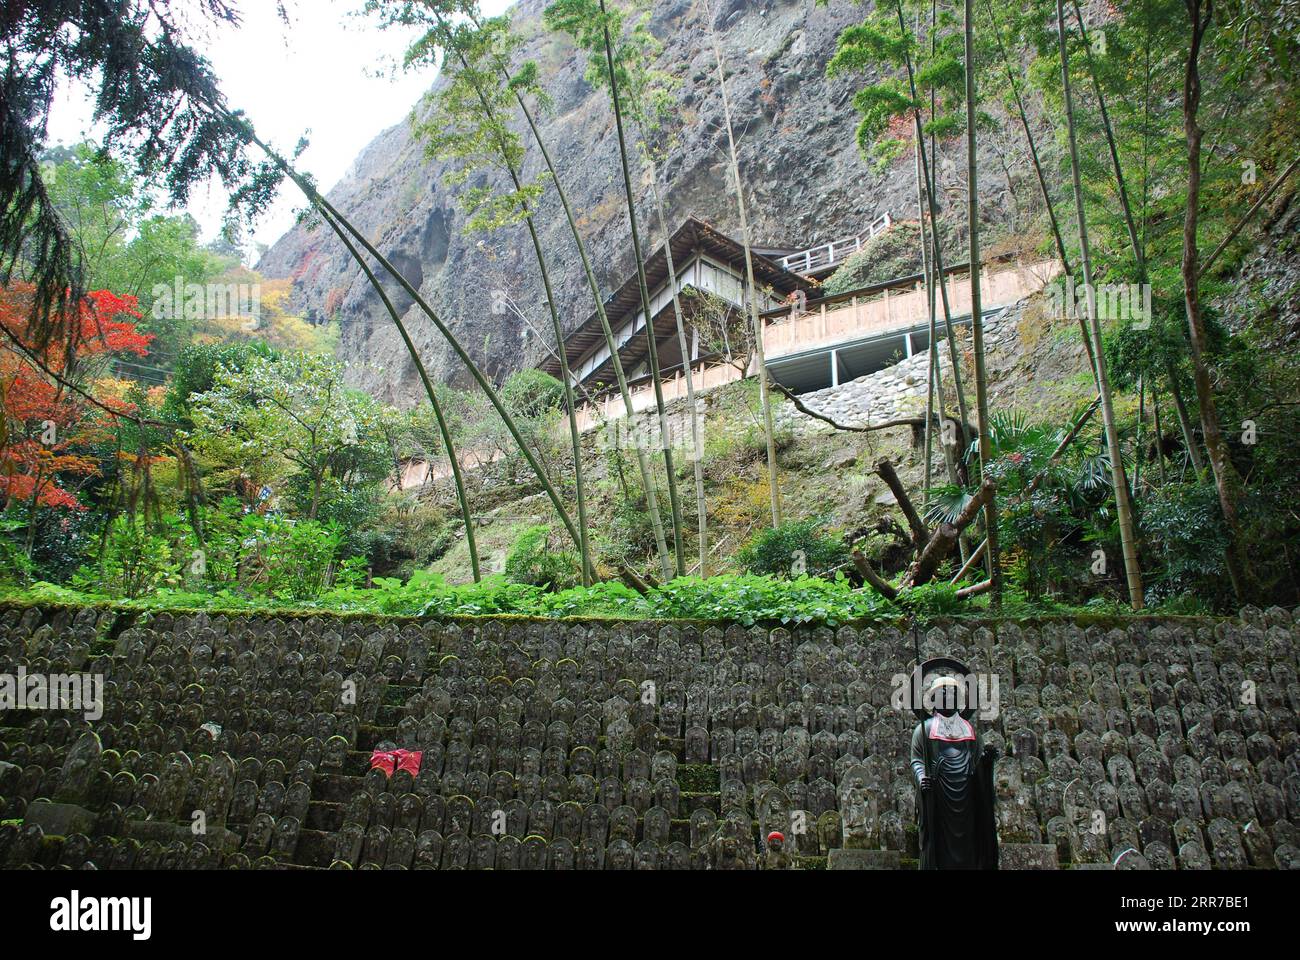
[259, 0, 1003, 404]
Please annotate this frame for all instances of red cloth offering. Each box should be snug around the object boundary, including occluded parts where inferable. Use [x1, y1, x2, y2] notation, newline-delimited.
[369, 750, 397, 777]
[395, 750, 423, 776]
[370, 748, 422, 778]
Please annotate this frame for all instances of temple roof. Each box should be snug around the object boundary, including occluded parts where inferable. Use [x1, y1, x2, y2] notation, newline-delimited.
[538, 216, 812, 381]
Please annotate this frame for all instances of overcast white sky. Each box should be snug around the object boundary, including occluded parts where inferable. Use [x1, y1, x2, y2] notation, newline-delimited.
[45, 0, 515, 259]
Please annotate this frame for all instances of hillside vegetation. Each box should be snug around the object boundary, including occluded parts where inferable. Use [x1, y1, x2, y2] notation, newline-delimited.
[2, 0, 1298, 623]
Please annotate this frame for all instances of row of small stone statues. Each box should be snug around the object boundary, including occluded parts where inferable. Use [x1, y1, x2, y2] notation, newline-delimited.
[3, 821, 788, 870]
[15, 600, 1298, 715]
[7, 604, 1296, 746]
[5, 601, 1297, 664]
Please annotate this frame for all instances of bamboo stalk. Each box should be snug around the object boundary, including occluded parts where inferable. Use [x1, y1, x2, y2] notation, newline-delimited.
[963, 0, 1002, 606]
[1179, 0, 1252, 602]
[894, 1, 973, 446]
[443, 39, 593, 584]
[1071, 0, 1146, 278]
[498, 85, 674, 580]
[983, 0, 1072, 275]
[318, 207, 481, 582]
[216, 107, 588, 559]
[1056, 0, 1144, 610]
[1199, 153, 1300, 279]
[599, 0, 687, 576]
[650, 174, 709, 576]
[704, 0, 782, 527]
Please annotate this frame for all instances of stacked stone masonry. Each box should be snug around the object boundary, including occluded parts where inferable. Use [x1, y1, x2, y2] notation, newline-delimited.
[0, 603, 1296, 870]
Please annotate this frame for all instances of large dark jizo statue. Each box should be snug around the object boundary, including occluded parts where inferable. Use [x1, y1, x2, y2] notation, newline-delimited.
[909, 664, 999, 870]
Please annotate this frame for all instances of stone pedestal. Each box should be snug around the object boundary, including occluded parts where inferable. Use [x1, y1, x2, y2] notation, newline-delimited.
[24, 800, 97, 837]
[999, 843, 1060, 870]
[828, 848, 902, 870]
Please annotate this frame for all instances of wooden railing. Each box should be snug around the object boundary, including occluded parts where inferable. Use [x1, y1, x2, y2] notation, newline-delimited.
[779, 214, 893, 275]
[573, 360, 745, 433]
[571, 258, 1062, 433]
[764, 258, 1062, 360]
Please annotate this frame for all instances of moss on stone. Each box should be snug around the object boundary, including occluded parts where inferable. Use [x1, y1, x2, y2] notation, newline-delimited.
[794, 855, 828, 870]
[676, 765, 721, 793]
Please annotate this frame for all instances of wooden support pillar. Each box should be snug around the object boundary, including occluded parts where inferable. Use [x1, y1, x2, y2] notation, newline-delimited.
[831, 349, 841, 388]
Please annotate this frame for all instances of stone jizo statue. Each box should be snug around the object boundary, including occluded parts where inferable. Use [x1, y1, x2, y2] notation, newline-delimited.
[908, 661, 998, 870]
[762, 830, 792, 870]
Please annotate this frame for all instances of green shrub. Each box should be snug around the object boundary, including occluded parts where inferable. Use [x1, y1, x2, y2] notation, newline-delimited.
[504, 524, 583, 590]
[73, 515, 183, 599]
[501, 369, 565, 418]
[896, 581, 966, 620]
[651, 574, 890, 626]
[738, 516, 851, 578]
[3, 569, 894, 626]
[536, 581, 649, 618]
[240, 515, 347, 602]
[1142, 481, 1234, 608]
[603, 499, 658, 568]
[738, 423, 794, 461]
[823, 221, 924, 296]
[0, 518, 34, 586]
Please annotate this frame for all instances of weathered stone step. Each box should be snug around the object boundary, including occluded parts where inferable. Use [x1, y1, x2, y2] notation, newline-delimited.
[346, 749, 375, 771]
[999, 843, 1062, 870]
[305, 800, 343, 832]
[356, 725, 397, 752]
[384, 684, 422, 705]
[292, 827, 336, 868]
[828, 848, 905, 869]
[375, 705, 404, 727]
[314, 773, 363, 805]
[681, 792, 719, 814]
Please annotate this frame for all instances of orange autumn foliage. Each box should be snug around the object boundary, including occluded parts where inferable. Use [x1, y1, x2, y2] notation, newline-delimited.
[1, 283, 153, 511]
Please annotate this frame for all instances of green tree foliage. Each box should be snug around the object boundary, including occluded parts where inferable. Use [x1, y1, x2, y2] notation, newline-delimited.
[40, 144, 237, 369]
[823, 0, 968, 167]
[161, 341, 280, 429]
[382, 0, 593, 581]
[70, 502, 359, 603]
[407, 13, 548, 232]
[1, 1, 290, 343]
[739, 517, 852, 579]
[500, 368, 566, 419]
[455, 369, 567, 484]
[545, 0, 692, 572]
[187, 353, 393, 520]
[971, 410, 1114, 603]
